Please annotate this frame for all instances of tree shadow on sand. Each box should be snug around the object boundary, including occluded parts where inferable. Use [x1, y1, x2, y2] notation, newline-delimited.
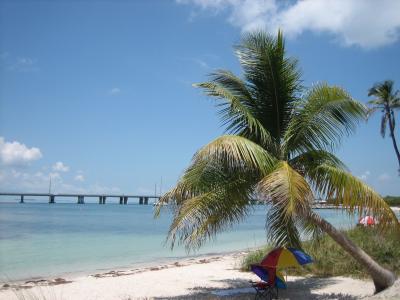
[153, 277, 362, 300]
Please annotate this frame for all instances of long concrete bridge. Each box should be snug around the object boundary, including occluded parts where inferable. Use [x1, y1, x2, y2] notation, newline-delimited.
[0, 192, 161, 205]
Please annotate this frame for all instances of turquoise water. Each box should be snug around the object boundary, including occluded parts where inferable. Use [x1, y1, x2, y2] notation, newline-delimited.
[0, 203, 358, 281]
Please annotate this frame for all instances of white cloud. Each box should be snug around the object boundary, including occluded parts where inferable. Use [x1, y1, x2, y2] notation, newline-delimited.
[9, 57, 39, 72]
[178, 0, 400, 48]
[52, 161, 69, 172]
[49, 172, 61, 180]
[74, 174, 85, 182]
[108, 87, 121, 95]
[359, 170, 371, 180]
[0, 168, 120, 194]
[193, 58, 210, 69]
[0, 169, 61, 192]
[0, 137, 42, 166]
[87, 184, 121, 194]
[378, 173, 391, 182]
[180, 57, 212, 69]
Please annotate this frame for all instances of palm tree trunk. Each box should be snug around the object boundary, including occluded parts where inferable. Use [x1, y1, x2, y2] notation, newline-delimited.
[387, 111, 400, 174]
[306, 210, 396, 293]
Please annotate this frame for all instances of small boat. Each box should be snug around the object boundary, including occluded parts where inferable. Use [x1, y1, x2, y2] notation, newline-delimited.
[153, 201, 168, 207]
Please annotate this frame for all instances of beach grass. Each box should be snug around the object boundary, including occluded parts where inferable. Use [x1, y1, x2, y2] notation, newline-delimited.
[241, 226, 400, 278]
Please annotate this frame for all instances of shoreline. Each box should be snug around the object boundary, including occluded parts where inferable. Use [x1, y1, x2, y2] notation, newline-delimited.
[1, 206, 398, 286]
[0, 250, 251, 286]
[0, 251, 383, 300]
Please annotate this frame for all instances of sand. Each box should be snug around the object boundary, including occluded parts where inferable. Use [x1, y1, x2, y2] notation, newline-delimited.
[391, 206, 400, 212]
[364, 279, 400, 300]
[0, 251, 391, 300]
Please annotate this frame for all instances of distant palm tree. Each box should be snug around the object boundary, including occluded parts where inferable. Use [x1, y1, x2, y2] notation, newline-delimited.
[155, 31, 399, 292]
[368, 80, 400, 173]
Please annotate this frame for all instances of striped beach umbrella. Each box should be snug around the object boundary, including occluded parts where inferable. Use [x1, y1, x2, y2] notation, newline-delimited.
[260, 247, 313, 269]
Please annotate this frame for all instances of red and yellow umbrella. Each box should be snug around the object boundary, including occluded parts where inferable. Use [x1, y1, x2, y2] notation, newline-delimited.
[260, 247, 313, 269]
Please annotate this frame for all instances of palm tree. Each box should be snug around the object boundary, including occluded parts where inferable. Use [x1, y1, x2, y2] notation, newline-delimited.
[155, 31, 399, 292]
[368, 80, 400, 173]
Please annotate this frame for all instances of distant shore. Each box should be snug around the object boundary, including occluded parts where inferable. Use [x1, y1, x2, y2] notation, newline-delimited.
[0, 251, 384, 300]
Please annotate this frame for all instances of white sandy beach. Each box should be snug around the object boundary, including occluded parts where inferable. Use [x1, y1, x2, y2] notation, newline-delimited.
[391, 206, 400, 212]
[1, 252, 394, 300]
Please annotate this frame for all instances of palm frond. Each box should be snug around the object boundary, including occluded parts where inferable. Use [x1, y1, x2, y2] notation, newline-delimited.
[236, 30, 302, 140]
[297, 210, 330, 246]
[265, 204, 302, 249]
[193, 135, 276, 176]
[155, 135, 275, 212]
[368, 80, 394, 99]
[309, 164, 400, 229]
[158, 163, 255, 249]
[154, 135, 278, 249]
[284, 83, 366, 155]
[166, 182, 252, 250]
[367, 100, 385, 107]
[194, 71, 275, 149]
[257, 161, 314, 248]
[289, 149, 347, 176]
[258, 161, 313, 217]
[368, 80, 400, 111]
[366, 106, 383, 119]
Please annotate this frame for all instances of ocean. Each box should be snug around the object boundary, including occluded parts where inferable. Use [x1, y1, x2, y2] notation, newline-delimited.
[0, 202, 361, 281]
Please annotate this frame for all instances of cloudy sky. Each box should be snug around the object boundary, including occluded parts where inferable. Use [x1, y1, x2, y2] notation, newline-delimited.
[0, 0, 400, 197]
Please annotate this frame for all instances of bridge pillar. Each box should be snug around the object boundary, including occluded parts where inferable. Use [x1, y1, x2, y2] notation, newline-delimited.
[139, 197, 143, 205]
[123, 196, 128, 205]
[49, 195, 55, 204]
[99, 196, 106, 204]
[20, 195, 24, 203]
[103, 196, 106, 204]
[77, 196, 85, 204]
[119, 196, 123, 205]
[144, 197, 149, 205]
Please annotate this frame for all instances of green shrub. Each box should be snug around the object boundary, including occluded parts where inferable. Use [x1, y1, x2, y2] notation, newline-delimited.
[384, 195, 400, 207]
[241, 226, 400, 278]
[241, 245, 272, 271]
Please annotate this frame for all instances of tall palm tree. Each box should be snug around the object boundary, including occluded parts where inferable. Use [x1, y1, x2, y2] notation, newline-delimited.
[368, 80, 400, 173]
[155, 31, 399, 292]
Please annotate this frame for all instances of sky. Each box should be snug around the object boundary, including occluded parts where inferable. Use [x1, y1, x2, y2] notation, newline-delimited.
[0, 0, 400, 197]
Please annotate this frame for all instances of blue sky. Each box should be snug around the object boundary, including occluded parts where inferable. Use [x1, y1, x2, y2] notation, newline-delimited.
[0, 0, 399, 196]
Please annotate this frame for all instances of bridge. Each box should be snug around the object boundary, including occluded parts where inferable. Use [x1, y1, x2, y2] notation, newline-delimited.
[0, 192, 161, 205]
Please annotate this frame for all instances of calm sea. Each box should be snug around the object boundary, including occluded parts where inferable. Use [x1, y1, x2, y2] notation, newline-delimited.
[0, 202, 360, 281]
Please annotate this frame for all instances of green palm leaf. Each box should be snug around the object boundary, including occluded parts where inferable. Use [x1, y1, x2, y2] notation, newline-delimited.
[258, 161, 313, 217]
[284, 83, 366, 155]
[289, 149, 347, 182]
[193, 135, 276, 176]
[194, 72, 275, 150]
[236, 30, 302, 140]
[257, 162, 314, 248]
[310, 164, 399, 229]
[155, 135, 277, 249]
[166, 182, 252, 250]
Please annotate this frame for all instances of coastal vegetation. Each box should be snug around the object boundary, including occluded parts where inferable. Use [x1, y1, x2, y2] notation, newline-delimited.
[155, 31, 399, 292]
[367, 80, 400, 174]
[242, 226, 400, 278]
[385, 196, 400, 207]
